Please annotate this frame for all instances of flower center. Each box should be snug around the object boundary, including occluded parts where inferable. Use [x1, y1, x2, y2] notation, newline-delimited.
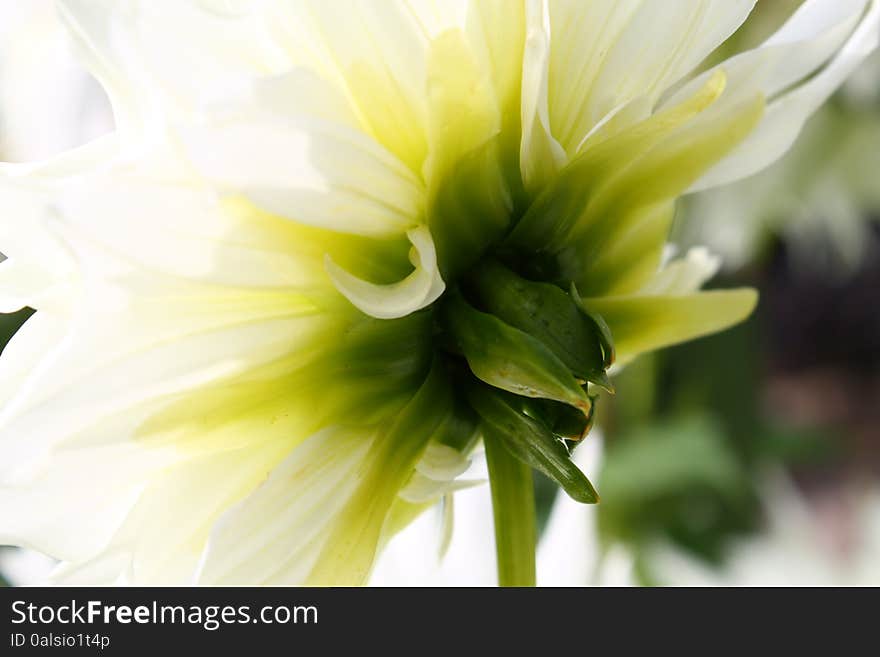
[421, 246, 614, 502]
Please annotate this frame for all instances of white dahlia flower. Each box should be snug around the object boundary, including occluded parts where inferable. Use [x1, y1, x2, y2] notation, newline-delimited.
[0, 0, 877, 585]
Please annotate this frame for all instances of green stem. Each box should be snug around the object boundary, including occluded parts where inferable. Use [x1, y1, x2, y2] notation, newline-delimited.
[484, 431, 537, 587]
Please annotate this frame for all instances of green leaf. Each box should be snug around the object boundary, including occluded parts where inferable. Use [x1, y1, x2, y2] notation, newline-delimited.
[469, 260, 612, 390]
[468, 384, 599, 504]
[441, 290, 591, 414]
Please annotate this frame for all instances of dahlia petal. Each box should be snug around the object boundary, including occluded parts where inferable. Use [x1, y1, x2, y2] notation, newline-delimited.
[399, 441, 478, 504]
[520, 0, 566, 196]
[545, 0, 755, 156]
[246, 69, 362, 130]
[55, 0, 154, 137]
[403, 0, 469, 35]
[0, 313, 66, 410]
[114, 440, 293, 585]
[268, 0, 429, 171]
[196, 428, 374, 585]
[0, 259, 61, 313]
[511, 70, 729, 252]
[583, 289, 758, 362]
[0, 253, 318, 470]
[181, 115, 423, 237]
[306, 363, 453, 585]
[325, 226, 444, 319]
[415, 442, 473, 482]
[125, 1, 289, 113]
[424, 28, 513, 277]
[465, 0, 527, 125]
[640, 247, 722, 296]
[398, 474, 482, 505]
[690, 0, 879, 190]
[0, 442, 170, 562]
[55, 177, 328, 289]
[51, 548, 129, 586]
[573, 201, 675, 297]
[0, 132, 121, 179]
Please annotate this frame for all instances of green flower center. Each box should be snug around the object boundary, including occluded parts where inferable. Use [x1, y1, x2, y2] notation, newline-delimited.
[427, 232, 613, 502]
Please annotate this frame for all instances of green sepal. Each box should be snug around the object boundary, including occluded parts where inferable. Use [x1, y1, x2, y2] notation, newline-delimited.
[468, 261, 612, 392]
[441, 290, 591, 414]
[467, 384, 599, 504]
[571, 283, 616, 368]
[523, 397, 597, 442]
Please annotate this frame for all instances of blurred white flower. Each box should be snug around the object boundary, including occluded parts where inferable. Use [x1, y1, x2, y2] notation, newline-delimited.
[0, 0, 877, 586]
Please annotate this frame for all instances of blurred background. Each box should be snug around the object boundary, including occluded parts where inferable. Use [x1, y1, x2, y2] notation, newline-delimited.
[1, 0, 878, 586]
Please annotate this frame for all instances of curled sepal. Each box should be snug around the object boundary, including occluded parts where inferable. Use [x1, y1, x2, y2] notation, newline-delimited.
[467, 384, 599, 504]
[442, 290, 590, 415]
[469, 260, 612, 391]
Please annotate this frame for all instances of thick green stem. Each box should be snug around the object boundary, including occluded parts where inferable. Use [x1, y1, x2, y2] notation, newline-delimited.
[484, 430, 537, 587]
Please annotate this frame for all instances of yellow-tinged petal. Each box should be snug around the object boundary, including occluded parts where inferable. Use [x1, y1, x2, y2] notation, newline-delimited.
[195, 427, 373, 585]
[509, 69, 736, 253]
[266, 0, 430, 173]
[181, 114, 424, 238]
[306, 361, 453, 585]
[571, 201, 675, 297]
[583, 289, 758, 363]
[424, 28, 513, 277]
[544, 0, 755, 156]
[688, 0, 879, 190]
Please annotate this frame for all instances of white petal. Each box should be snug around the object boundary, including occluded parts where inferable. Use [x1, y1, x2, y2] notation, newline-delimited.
[180, 115, 424, 237]
[545, 0, 755, 156]
[404, 0, 469, 35]
[246, 68, 362, 130]
[0, 258, 62, 313]
[398, 441, 478, 505]
[267, 0, 430, 171]
[51, 548, 130, 586]
[126, 1, 289, 113]
[55, 0, 155, 138]
[520, 0, 567, 195]
[326, 226, 444, 319]
[0, 441, 171, 562]
[640, 247, 722, 296]
[0, 312, 67, 410]
[398, 474, 482, 505]
[0, 183, 79, 312]
[690, 0, 879, 190]
[110, 439, 292, 584]
[414, 442, 472, 481]
[196, 428, 372, 585]
[55, 174, 327, 289]
[0, 241, 319, 472]
[0, 132, 121, 179]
